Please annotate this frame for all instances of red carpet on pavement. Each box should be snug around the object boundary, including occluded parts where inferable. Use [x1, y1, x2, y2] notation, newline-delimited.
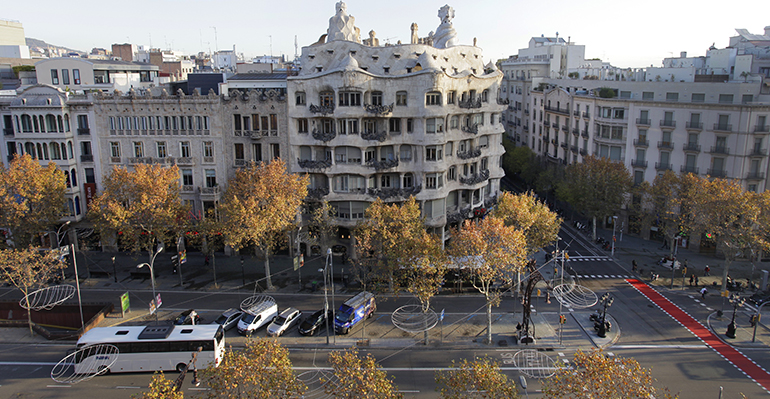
[626, 278, 770, 393]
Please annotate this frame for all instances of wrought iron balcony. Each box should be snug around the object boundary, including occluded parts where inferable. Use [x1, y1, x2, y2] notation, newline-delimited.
[750, 148, 767, 157]
[461, 124, 479, 135]
[707, 168, 727, 178]
[298, 158, 332, 169]
[80, 155, 93, 162]
[754, 125, 770, 133]
[367, 185, 422, 199]
[713, 123, 732, 132]
[307, 187, 330, 199]
[562, 125, 569, 132]
[680, 165, 699, 174]
[579, 148, 587, 156]
[361, 130, 387, 142]
[366, 158, 399, 170]
[199, 186, 221, 195]
[631, 159, 648, 168]
[634, 139, 649, 147]
[457, 147, 482, 160]
[635, 118, 651, 126]
[364, 103, 394, 115]
[682, 143, 701, 152]
[657, 141, 674, 150]
[685, 122, 703, 130]
[570, 145, 579, 153]
[458, 97, 482, 109]
[459, 169, 490, 185]
[572, 128, 579, 135]
[655, 162, 672, 171]
[659, 120, 676, 129]
[581, 130, 589, 138]
[309, 103, 334, 115]
[312, 128, 337, 142]
[709, 146, 730, 155]
[3, 128, 13, 135]
[544, 105, 569, 115]
[746, 172, 765, 180]
[77, 128, 90, 135]
[582, 112, 589, 118]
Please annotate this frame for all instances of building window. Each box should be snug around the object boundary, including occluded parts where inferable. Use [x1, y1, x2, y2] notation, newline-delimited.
[743, 94, 754, 104]
[182, 169, 193, 186]
[157, 141, 167, 158]
[426, 173, 443, 189]
[298, 118, 308, 133]
[271, 143, 280, 160]
[426, 118, 445, 133]
[133, 142, 144, 157]
[339, 91, 361, 106]
[447, 91, 456, 104]
[252, 143, 262, 162]
[396, 91, 407, 106]
[203, 141, 214, 158]
[110, 142, 120, 157]
[180, 141, 190, 158]
[403, 173, 414, 188]
[426, 91, 441, 106]
[692, 93, 705, 103]
[389, 118, 401, 133]
[482, 90, 489, 102]
[719, 94, 734, 104]
[447, 166, 456, 180]
[270, 114, 278, 132]
[338, 119, 358, 135]
[450, 116, 459, 129]
[205, 169, 216, 187]
[73, 69, 80, 85]
[642, 92, 654, 100]
[320, 91, 334, 107]
[296, 91, 306, 105]
[406, 118, 413, 133]
[234, 143, 244, 160]
[426, 145, 443, 161]
[371, 91, 383, 106]
[665, 92, 679, 102]
[62, 69, 70, 85]
[51, 70, 59, 85]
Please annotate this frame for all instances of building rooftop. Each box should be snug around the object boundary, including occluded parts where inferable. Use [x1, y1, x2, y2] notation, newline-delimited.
[228, 73, 288, 81]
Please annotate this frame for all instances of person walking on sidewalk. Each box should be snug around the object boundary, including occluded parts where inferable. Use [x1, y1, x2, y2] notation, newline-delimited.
[632, 260, 638, 272]
[689, 275, 694, 287]
[704, 265, 710, 276]
[700, 287, 708, 299]
[694, 275, 699, 287]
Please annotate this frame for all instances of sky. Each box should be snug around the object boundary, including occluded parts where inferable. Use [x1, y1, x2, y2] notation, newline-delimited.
[3, 0, 769, 69]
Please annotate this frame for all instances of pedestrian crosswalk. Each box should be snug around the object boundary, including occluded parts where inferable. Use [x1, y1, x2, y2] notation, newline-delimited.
[566, 256, 613, 262]
[574, 274, 633, 279]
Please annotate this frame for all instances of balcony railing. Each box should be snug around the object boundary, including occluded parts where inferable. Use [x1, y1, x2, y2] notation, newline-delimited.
[582, 112, 589, 118]
[367, 185, 422, 200]
[682, 143, 701, 152]
[199, 186, 221, 195]
[657, 141, 674, 150]
[707, 168, 727, 178]
[77, 128, 90, 135]
[461, 124, 479, 135]
[524, 109, 530, 115]
[307, 187, 330, 200]
[685, 122, 703, 130]
[562, 125, 569, 132]
[459, 169, 490, 185]
[572, 128, 579, 135]
[364, 103, 394, 116]
[634, 139, 649, 147]
[579, 148, 587, 156]
[754, 125, 770, 133]
[110, 156, 121, 163]
[680, 165, 699, 174]
[751, 148, 767, 156]
[298, 158, 332, 169]
[709, 146, 730, 155]
[544, 105, 569, 115]
[457, 147, 482, 160]
[560, 142, 568, 149]
[551, 122, 559, 128]
[581, 130, 588, 138]
[312, 128, 337, 142]
[746, 172, 766, 180]
[636, 118, 651, 126]
[631, 159, 648, 168]
[366, 158, 399, 170]
[458, 98, 483, 109]
[573, 110, 580, 116]
[175, 157, 194, 165]
[655, 162, 672, 171]
[309, 103, 334, 115]
[713, 123, 732, 132]
[80, 155, 93, 162]
[660, 120, 676, 129]
[570, 145, 579, 153]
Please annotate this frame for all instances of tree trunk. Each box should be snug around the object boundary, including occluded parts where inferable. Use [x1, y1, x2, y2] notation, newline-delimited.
[264, 247, 273, 290]
[721, 259, 732, 293]
[592, 216, 597, 241]
[212, 251, 218, 288]
[24, 289, 33, 336]
[486, 300, 493, 345]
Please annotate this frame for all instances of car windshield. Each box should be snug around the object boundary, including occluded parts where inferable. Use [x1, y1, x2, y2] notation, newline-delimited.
[274, 316, 287, 325]
[241, 313, 256, 324]
[214, 315, 228, 324]
[336, 307, 354, 323]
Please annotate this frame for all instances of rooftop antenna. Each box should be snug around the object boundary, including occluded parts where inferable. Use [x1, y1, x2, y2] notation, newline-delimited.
[211, 26, 218, 52]
[269, 35, 273, 58]
[294, 35, 298, 60]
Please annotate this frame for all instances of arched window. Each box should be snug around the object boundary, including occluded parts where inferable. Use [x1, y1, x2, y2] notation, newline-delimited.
[20, 115, 31, 132]
[68, 142, 74, 159]
[32, 115, 39, 132]
[36, 143, 43, 159]
[64, 114, 70, 132]
[24, 142, 34, 156]
[74, 196, 81, 215]
[50, 142, 61, 160]
[67, 199, 74, 216]
[70, 169, 77, 187]
[46, 115, 57, 132]
[64, 169, 70, 188]
[61, 142, 68, 159]
[42, 143, 49, 160]
[57, 115, 64, 132]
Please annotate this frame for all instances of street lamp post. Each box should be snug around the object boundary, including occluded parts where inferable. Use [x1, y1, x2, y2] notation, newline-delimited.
[752, 301, 767, 342]
[610, 216, 618, 258]
[111, 256, 117, 283]
[597, 293, 614, 338]
[319, 247, 336, 345]
[726, 293, 745, 339]
[137, 242, 165, 324]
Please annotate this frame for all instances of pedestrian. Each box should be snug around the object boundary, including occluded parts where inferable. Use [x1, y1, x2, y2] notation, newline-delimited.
[700, 287, 707, 299]
[546, 290, 551, 304]
[689, 275, 694, 286]
[694, 275, 699, 287]
[704, 265, 710, 276]
[632, 260, 638, 272]
[204, 255, 210, 267]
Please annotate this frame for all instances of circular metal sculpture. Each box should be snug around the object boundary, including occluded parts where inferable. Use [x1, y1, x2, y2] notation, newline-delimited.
[511, 349, 557, 379]
[240, 294, 276, 312]
[51, 344, 119, 384]
[552, 283, 598, 309]
[296, 369, 338, 398]
[391, 304, 438, 333]
[20, 285, 76, 311]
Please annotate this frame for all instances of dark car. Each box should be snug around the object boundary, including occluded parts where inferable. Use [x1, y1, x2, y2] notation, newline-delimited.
[298, 309, 333, 336]
[174, 309, 201, 325]
[749, 291, 770, 306]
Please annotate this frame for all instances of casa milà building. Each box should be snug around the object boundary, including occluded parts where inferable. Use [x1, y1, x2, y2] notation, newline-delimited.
[287, 2, 506, 252]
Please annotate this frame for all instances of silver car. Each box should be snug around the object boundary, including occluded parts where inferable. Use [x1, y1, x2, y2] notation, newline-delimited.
[266, 308, 301, 337]
[212, 308, 243, 331]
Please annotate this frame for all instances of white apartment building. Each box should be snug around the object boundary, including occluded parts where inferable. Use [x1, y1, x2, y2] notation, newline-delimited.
[287, 3, 506, 253]
[35, 58, 160, 93]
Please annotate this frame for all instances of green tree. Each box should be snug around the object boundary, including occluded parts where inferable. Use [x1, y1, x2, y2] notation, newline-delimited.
[435, 357, 520, 399]
[326, 348, 402, 399]
[200, 339, 306, 398]
[542, 350, 677, 399]
[306, 200, 338, 256]
[492, 191, 561, 258]
[597, 87, 616, 98]
[0, 154, 67, 248]
[134, 372, 184, 399]
[89, 164, 188, 261]
[556, 155, 632, 240]
[0, 246, 65, 335]
[448, 217, 527, 344]
[217, 160, 308, 290]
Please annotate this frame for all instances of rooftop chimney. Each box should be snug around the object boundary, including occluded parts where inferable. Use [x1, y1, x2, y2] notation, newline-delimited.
[680, 51, 687, 58]
[765, 26, 770, 36]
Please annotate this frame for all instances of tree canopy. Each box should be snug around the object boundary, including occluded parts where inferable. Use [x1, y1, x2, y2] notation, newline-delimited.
[435, 357, 520, 399]
[0, 154, 67, 247]
[326, 348, 402, 399]
[492, 191, 561, 257]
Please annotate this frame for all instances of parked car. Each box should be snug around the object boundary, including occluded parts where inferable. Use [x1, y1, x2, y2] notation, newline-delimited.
[298, 309, 333, 336]
[237, 301, 279, 336]
[749, 291, 770, 306]
[267, 308, 302, 337]
[174, 309, 201, 325]
[334, 291, 376, 334]
[212, 308, 243, 331]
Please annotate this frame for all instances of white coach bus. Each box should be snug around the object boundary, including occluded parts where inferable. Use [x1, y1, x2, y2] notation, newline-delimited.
[74, 324, 224, 373]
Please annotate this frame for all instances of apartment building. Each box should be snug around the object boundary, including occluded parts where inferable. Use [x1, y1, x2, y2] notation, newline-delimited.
[286, 3, 506, 253]
[35, 58, 160, 93]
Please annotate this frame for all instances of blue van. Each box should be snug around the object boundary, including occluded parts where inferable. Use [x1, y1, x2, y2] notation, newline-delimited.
[334, 291, 376, 334]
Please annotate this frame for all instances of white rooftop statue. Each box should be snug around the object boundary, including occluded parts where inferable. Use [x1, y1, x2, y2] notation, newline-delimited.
[433, 5, 458, 49]
[327, 1, 361, 43]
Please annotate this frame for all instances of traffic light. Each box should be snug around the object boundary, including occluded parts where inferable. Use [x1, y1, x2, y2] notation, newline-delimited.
[559, 315, 567, 324]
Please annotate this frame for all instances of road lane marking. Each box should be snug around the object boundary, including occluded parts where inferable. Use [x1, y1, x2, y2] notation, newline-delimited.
[0, 362, 57, 366]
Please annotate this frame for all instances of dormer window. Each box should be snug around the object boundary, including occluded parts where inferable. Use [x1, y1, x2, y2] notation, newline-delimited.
[394, 53, 401, 59]
[350, 51, 356, 55]
[316, 67, 323, 73]
[383, 67, 390, 74]
[327, 49, 334, 54]
[372, 55, 379, 61]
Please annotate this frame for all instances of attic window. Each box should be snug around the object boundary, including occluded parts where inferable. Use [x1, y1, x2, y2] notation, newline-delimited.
[432, 55, 438, 60]
[115, 330, 129, 335]
[316, 67, 323, 73]
[453, 68, 458, 74]
[460, 53, 466, 58]
[372, 55, 379, 60]
[406, 67, 412, 73]
[444, 57, 449, 62]
[472, 68, 477, 74]
[394, 53, 401, 59]
[46, 99, 52, 105]
[441, 67, 446, 72]
[308, 55, 315, 60]
[474, 54, 479, 59]
[349, 51, 356, 55]
[327, 49, 334, 54]
[383, 67, 390, 74]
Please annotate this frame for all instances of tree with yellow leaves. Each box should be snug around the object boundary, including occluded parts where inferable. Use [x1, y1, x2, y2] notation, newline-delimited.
[0, 154, 67, 248]
[134, 372, 184, 399]
[448, 217, 527, 344]
[435, 357, 520, 399]
[542, 350, 677, 399]
[217, 160, 308, 290]
[89, 164, 188, 261]
[0, 246, 65, 335]
[326, 348, 402, 399]
[492, 191, 561, 258]
[200, 339, 306, 398]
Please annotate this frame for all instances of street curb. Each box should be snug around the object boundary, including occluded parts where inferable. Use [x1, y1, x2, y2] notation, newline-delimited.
[706, 311, 767, 349]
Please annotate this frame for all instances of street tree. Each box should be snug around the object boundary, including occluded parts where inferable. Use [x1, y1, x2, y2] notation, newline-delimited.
[134, 372, 184, 399]
[556, 155, 632, 240]
[648, 170, 685, 255]
[492, 191, 561, 258]
[502, 141, 538, 186]
[448, 217, 527, 344]
[435, 357, 521, 399]
[217, 160, 308, 290]
[200, 339, 306, 398]
[0, 154, 67, 248]
[89, 164, 188, 262]
[306, 200, 338, 257]
[542, 350, 678, 399]
[326, 348, 402, 399]
[0, 246, 65, 335]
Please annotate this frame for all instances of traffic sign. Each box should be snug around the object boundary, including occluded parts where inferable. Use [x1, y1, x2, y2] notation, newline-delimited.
[440, 308, 445, 322]
[120, 292, 130, 313]
[149, 299, 156, 314]
[155, 293, 162, 308]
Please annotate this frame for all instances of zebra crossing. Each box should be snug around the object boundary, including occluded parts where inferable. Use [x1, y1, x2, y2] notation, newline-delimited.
[575, 274, 633, 279]
[566, 255, 613, 262]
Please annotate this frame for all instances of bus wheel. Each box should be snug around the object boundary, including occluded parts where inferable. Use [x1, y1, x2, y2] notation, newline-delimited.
[97, 365, 110, 375]
[176, 363, 187, 372]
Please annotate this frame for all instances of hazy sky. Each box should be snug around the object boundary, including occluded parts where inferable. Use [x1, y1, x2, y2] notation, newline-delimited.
[4, 0, 769, 68]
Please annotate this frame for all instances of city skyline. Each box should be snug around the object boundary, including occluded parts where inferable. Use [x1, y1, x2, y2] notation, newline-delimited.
[3, 1, 769, 68]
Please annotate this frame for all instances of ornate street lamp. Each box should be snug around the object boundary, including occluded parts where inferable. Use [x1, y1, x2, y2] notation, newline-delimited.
[726, 294, 745, 339]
